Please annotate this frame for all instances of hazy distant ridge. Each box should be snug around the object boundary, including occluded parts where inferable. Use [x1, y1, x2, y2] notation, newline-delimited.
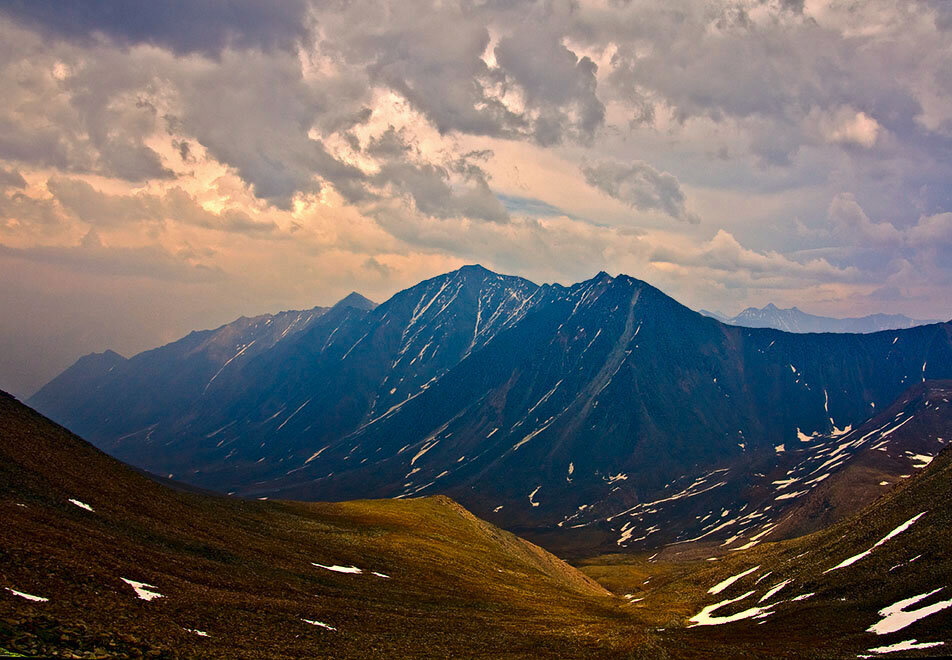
[701, 302, 939, 333]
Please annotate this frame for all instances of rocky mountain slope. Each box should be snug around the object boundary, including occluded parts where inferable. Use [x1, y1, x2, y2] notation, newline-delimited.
[550, 381, 952, 557]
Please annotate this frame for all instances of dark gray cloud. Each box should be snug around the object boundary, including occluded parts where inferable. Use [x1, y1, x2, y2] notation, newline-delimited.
[0, 166, 26, 189]
[493, 28, 605, 145]
[3, 0, 952, 403]
[322, 1, 605, 146]
[360, 127, 509, 223]
[0, 0, 313, 56]
[581, 160, 700, 224]
[0, 24, 173, 183]
[164, 47, 371, 208]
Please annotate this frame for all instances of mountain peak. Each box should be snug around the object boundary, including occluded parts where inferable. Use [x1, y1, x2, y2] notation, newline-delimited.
[457, 263, 494, 275]
[764, 302, 779, 311]
[334, 291, 377, 311]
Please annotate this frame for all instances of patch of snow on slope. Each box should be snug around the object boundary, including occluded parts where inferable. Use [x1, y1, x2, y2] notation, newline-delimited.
[68, 499, 93, 512]
[865, 639, 945, 655]
[758, 580, 792, 603]
[867, 587, 952, 635]
[796, 428, 814, 442]
[5, 588, 48, 602]
[528, 485, 541, 507]
[689, 590, 772, 626]
[303, 619, 337, 630]
[121, 578, 163, 601]
[825, 512, 927, 573]
[512, 419, 554, 451]
[204, 340, 256, 393]
[276, 398, 311, 431]
[709, 566, 760, 595]
[909, 453, 933, 468]
[305, 446, 329, 464]
[312, 563, 362, 574]
[410, 438, 440, 465]
[775, 490, 808, 501]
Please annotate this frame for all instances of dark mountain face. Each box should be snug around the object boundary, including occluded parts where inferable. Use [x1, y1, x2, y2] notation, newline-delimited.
[707, 303, 939, 333]
[28, 305, 333, 469]
[28, 267, 952, 554]
[29, 266, 539, 487]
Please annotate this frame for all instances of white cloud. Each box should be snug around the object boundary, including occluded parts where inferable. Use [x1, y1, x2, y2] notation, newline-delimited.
[819, 108, 882, 148]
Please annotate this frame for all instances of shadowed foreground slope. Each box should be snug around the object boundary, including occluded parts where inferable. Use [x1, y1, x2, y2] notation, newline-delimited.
[0, 391, 646, 659]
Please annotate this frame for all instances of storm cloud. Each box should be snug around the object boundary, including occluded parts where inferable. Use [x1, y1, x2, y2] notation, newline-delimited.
[2, 0, 952, 397]
[581, 160, 700, 224]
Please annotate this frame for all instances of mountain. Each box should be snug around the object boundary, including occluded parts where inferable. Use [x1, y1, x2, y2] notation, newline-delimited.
[30, 266, 538, 488]
[334, 291, 377, 311]
[29, 267, 952, 555]
[698, 309, 729, 323]
[28, 303, 334, 453]
[0, 390, 621, 658]
[705, 303, 939, 333]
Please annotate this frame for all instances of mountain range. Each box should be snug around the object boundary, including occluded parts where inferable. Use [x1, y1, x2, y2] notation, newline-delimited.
[701, 303, 939, 333]
[29, 266, 952, 555]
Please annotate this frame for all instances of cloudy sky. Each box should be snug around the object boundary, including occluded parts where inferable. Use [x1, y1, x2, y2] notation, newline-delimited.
[2, 0, 952, 396]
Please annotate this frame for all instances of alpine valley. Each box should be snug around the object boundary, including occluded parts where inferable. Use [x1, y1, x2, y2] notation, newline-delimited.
[29, 266, 952, 551]
[9, 266, 952, 658]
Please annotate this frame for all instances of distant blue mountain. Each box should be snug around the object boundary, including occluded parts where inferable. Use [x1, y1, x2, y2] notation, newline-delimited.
[703, 302, 939, 333]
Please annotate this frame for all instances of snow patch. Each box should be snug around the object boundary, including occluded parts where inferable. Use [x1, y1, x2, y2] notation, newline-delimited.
[758, 580, 792, 603]
[909, 453, 933, 468]
[5, 588, 48, 602]
[305, 446, 329, 464]
[121, 578, 163, 601]
[866, 639, 945, 655]
[312, 563, 362, 574]
[689, 590, 772, 626]
[528, 486, 541, 508]
[868, 588, 952, 635]
[68, 499, 93, 512]
[709, 566, 760, 595]
[825, 512, 927, 573]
